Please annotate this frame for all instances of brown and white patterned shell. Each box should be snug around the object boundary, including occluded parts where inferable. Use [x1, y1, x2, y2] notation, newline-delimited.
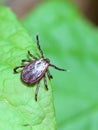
[21, 58, 49, 85]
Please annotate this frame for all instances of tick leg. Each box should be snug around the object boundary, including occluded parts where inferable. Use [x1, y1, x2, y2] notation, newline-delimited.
[36, 35, 44, 58]
[44, 74, 48, 90]
[49, 64, 67, 71]
[13, 65, 25, 73]
[21, 59, 31, 63]
[35, 81, 40, 101]
[47, 69, 53, 79]
[28, 50, 37, 59]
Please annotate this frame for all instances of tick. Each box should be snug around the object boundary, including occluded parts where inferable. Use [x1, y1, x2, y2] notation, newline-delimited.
[13, 35, 67, 101]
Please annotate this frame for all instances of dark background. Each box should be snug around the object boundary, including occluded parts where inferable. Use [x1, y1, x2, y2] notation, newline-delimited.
[1, 0, 98, 26]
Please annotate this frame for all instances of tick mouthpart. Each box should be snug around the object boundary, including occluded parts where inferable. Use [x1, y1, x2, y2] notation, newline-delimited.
[44, 58, 50, 63]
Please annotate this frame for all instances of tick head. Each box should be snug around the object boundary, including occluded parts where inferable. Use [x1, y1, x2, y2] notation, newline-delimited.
[44, 58, 50, 63]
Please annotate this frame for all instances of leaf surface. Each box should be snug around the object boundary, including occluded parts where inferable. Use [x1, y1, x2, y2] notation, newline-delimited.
[23, 1, 98, 130]
[0, 6, 56, 130]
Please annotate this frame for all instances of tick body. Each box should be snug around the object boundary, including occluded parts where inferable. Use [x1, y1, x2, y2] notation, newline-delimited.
[14, 35, 67, 101]
[21, 58, 49, 85]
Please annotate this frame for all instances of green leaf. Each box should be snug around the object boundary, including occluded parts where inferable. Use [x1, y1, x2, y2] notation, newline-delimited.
[0, 6, 56, 130]
[23, 1, 98, 130]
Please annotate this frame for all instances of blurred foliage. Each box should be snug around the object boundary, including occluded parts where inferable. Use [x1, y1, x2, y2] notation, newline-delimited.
[0, 0, 6, 4]
[0, 6, 56, 130]
[23, 1, 98, 130]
